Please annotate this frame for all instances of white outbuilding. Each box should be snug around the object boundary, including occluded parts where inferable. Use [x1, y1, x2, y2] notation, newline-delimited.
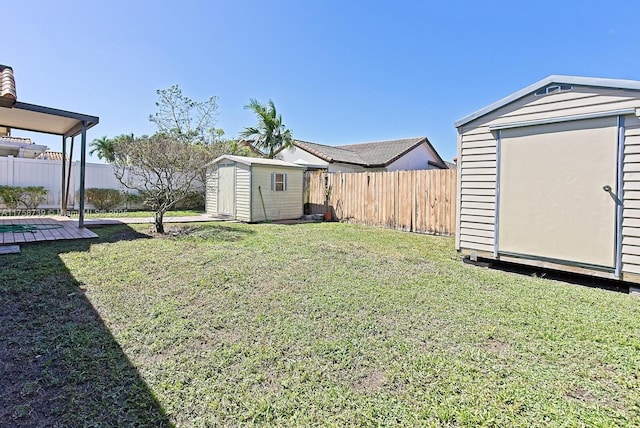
[455, 75, 640, 285]
[206, 155, 304, 222]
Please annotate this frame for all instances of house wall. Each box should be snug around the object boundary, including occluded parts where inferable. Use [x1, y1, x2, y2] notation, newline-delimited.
[386, 143, 441, 171]
[250, 166, 303, 222]
[457, 84, 640, 280]
[328, 163, 374, 173]
[278, 146, 329, 168]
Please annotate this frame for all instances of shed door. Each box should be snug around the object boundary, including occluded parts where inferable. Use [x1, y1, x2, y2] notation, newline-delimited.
[217, 163, 235, 216]
[498, 117, 618, 268]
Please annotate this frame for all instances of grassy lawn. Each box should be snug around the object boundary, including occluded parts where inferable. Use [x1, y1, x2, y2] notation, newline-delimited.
[1, 222, 639, 426]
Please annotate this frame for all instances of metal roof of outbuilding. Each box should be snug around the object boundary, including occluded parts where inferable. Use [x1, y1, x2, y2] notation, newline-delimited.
[211, 155, 305, 168]
[454, 75, 640, 128]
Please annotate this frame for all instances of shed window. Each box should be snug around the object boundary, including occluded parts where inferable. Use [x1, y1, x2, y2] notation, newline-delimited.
[271, 172, 287, 191]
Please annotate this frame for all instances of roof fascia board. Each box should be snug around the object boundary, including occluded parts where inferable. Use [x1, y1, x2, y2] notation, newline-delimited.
[488, 108, 635, 131]
[64, 120, 99, 138]
[14, 101, 99, 123]
[0, 123, 67, 137]
[454, 75, 640, 128]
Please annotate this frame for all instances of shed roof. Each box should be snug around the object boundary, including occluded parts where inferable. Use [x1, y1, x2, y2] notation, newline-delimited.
[212, 155, 305, 168]
[454, 75, 640, 128]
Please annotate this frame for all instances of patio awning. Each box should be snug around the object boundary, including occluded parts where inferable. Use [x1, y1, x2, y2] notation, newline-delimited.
[0, 101, 99, 138]
[0, 102, 99, 228]
[0, 64, 99, 228]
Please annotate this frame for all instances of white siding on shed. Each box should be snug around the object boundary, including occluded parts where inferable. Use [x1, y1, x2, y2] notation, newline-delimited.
[622, 115, 640, 276]
[457, 78, 640, 282]
[205, 165, 218, 214]
[250, 166, 303, 222]
[457, 85, 640, 255]
[235, 163, 251, 222]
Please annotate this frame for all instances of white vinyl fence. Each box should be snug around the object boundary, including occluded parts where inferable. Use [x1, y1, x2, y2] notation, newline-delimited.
[0, 155, 124, 209]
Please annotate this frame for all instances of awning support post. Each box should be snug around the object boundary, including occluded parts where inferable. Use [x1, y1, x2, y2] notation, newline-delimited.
[61, 136, 67, 215]
[78, 121, 87, 228]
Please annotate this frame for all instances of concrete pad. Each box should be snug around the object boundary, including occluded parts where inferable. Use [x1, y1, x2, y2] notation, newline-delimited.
[0, 245, 20, 254]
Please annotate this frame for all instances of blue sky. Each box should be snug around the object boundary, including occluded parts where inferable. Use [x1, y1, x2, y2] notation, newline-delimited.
[4, 1, 640, 163]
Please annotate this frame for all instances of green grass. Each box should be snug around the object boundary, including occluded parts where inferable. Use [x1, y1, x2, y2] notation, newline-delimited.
[1, 222, 639, 426]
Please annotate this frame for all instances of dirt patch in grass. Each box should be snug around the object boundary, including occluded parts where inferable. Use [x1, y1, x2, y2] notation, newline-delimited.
[482, 338, 512, 356]
[353, 370, 387, 393]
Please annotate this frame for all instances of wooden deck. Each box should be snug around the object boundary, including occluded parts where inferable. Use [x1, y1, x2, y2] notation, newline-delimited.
[0, 216, 97, 245]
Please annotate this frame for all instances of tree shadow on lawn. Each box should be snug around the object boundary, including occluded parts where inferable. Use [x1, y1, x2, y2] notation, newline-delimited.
[0, 225, 172, 427]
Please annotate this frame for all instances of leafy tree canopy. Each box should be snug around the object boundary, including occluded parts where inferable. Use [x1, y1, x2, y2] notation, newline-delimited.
[239, 98, 293, 158]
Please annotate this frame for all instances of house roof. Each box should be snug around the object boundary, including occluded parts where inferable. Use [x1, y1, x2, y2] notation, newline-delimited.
[455, 75, 640, 128]
[444, 160, 457, 169]
[0, 135, 48, 158]
[0, 65, 16, 107]
[211, 155, 305, 168]
[38, 151, 68, 161]
[293, 137, 447, 168]
[0, 135, 33, 145]
[293, 140, 366, 165]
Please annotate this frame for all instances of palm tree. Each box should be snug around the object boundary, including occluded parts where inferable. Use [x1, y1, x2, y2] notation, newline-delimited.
[89, 136, 115, 163]
[239, 99, 293, 158]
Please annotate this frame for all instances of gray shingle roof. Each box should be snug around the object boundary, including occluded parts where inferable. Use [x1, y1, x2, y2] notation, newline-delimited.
[294, 137, 446, 168]
[294, 140, 366, 165]
[0, 65, 16, 107]
[340, 137, 425, 166]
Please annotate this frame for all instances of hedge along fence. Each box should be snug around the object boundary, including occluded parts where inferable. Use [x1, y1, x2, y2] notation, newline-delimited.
[0, 186, 48, 210]
[304, 169, 457, 236]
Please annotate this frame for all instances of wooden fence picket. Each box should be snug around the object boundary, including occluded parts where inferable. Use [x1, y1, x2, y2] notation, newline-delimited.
[304, 169, 457, 236]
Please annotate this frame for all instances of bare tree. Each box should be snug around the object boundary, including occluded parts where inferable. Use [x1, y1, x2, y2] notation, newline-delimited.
[149, 85, 222, 145]
[112, 134, 215, 233]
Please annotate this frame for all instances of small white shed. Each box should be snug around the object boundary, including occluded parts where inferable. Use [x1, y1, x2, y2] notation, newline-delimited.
[455, 75, 640, 284]
[206, 155, 304, 222]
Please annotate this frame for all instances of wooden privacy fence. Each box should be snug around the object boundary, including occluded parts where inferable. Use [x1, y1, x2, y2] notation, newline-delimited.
[304, 169, 457, 235]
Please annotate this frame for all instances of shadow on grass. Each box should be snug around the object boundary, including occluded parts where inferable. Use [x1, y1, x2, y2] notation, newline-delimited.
[464, 257, 631, 294]
[0, 225, 172, 427]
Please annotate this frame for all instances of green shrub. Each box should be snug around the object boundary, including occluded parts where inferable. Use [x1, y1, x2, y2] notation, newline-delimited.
[85, 188, 125, 211]
[0, 186, 48, 209]
[0, 186, 22, 209]
[125, 192, 145, 207]
[174, 191, 205, 210]
[21, 186, 48, 209]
